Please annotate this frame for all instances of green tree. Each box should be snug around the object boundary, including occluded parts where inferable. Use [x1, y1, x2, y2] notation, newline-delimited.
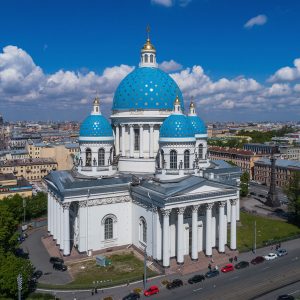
[285, 171, 300, 225]
[26, 192, 47, 220]
[0, 205, 18, 253]
[240, 171, 250, 197]
[0, 253, 34, 299]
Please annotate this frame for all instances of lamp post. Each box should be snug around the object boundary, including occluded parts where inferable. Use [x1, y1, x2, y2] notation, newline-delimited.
[17, 273, 22, 300]
[143, 244, 147, 290]
[253, 221, 256, 254]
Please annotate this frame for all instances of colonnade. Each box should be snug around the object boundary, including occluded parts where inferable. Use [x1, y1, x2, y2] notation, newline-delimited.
[114, 124, 155, 158]
[159, 199, 237, 268]
[47, 193, 71, 256]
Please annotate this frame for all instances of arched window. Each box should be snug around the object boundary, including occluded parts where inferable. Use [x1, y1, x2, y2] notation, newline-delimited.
[150, 54, 153, 63]
[145, 54, 148, 63]
[86, 148, 92, 166]
[199, 144, 203, 159]
[98, 148, 105, 166]
[184, 150, 190, 169]
[170, 150, 177, 169]
[139, 217, 147, 243]
[104, 218, 113, 240]
[161, 150, 165, 168]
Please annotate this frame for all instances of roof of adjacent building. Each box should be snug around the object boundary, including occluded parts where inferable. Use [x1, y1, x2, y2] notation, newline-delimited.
[0, 158, 57, 167]
[208, 146, 255, 156]
[112, 67, 184, 111]
[255, 158, 300, 169]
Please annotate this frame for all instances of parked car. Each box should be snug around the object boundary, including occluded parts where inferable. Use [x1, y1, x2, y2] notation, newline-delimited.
[53, 262, 67, 271]
[188, 274, 205, 284]
[264, 253, 278, 260]
[15, 248, 29, 259]
[251, 256, 265, 265]
[166, 279, 183, 289]
[235, 261, 250, 269]
[277, 295, 295, 300]
[32, 270, 43, 281]
[122, 292, 141, 300]
[276, 248, 288, 257]
[144, 285, 159, 296]
[221, 264, 234, 273]
[205, 269, 220, 278]
[49, 257, 64, 264]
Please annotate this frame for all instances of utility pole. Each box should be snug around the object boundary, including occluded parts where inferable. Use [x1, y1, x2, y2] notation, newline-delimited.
[17, 273, 22, 300]
[143, 245, 147, 290]
[254, 220, 256, 254]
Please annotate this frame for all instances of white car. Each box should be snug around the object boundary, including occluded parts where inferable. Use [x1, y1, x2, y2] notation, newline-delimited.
[264, 253, 278, 260]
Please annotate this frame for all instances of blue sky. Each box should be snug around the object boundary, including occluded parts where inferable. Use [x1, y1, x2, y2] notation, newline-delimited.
[0, 0, 300, 121]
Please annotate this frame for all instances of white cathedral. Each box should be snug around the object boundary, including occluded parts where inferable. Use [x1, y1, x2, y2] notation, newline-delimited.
[45, 33, 241, 268]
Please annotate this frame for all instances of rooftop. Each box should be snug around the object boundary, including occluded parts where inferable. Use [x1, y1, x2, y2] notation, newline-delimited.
[209, 146, 255, 156]
[0, 158, 57, 167]
[255, 158, 300, 169]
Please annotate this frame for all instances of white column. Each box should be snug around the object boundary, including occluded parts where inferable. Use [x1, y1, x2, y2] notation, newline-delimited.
[63, 203, 71, 256]
[162, 209, 171, 267]
[47, 193, 51, 232]
[218, 201, 226, 253]
[121, 124, 125, 157]
[149, 124, 154, 158]
[191, 205, 200, 260]
[57, 202, 61, 246]
[230, 199, 237, 250]
[155, 209, 162, 261]
[78, 201, 87, 253]
[139, 124, 144, 158]
[176, 207, 185, 264]
[60, 204, 64, 250]
[129, 125, 134, 158]
[115, 125, 120, 155]
[53, 197, 57, 239]
[205, 203, 213, 256]
[51, 194, 55, 235]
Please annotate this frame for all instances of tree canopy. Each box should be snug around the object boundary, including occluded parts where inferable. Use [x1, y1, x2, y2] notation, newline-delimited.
[285, 171, 300, 225]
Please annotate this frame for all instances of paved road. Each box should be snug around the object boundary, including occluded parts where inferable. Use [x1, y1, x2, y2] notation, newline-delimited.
[38, 239, 300, 300]
[22, 228, 72, 284]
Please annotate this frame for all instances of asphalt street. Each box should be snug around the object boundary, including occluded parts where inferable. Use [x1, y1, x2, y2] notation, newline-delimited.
[38, 239, 300, 300]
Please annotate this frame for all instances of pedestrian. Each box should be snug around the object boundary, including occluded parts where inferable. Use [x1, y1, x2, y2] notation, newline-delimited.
[127, 280, 129, 286]
[229, 257, 233, 263]
[95, 287, 98, 294]
[208, 263, 212, 270]
[279, 242, 281, 248]
[91, 289, 94, 296]
[211, 258, 214, 263]
[234, 256, 237, 262]
[215, 265, 218, 271]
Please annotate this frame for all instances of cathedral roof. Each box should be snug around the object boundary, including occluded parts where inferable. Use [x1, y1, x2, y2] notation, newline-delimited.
[188, 115, 207, 135]
[112, 67, 184, 111]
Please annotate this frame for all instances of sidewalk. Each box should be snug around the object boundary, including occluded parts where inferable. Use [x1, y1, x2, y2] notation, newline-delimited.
[37, 238, 300, 300]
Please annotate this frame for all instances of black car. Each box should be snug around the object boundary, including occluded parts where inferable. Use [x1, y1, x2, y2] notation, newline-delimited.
[188, 274, 205, 284]
[166, 279, 183, 289]
[32, 270, 43, 281]
[235, 261, 250, 269]
[53, 262, 67, 271]
[277, 295, 295, 300]
[122, 292, 140, 300]
[251, 256, 265, 265]
[49, 257, 64, 264]
[205, 270, 220, 278]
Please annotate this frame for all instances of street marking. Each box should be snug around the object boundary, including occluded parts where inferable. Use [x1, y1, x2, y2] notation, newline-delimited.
[193, 287, 203, 292]
[262, 267, 270, 270]
[290, 290, 300, 295]
[228, 276, 239, 280]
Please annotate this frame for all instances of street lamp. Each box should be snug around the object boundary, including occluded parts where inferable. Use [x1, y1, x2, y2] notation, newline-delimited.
[17, 273, 22, 300]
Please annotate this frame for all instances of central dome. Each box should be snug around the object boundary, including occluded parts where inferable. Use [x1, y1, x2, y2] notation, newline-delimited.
[112, 67, 184, 111]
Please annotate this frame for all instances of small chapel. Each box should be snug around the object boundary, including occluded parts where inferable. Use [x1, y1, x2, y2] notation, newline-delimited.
[45, 30, 241, 268]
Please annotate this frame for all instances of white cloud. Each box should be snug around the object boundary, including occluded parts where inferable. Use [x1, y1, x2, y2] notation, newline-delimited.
[159, 60, 182, 72]
[244, 14, 267, 28]
[151, 0, 173, 7]
[268, 58, 300, 82]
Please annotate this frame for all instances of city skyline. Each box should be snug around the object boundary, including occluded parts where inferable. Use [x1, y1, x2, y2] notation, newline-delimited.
[0, 0, 300, 121]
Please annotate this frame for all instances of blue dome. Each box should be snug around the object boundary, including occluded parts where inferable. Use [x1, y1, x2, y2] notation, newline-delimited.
[79, 115, 113, 138]
[188, 116, 207, 135]
[112, 67, 184, 111]
[160, 114, 195, 139]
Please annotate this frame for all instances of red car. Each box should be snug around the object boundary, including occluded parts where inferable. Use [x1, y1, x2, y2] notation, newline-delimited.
[144, 285, 159, 296]
[221, 264, 234, 273]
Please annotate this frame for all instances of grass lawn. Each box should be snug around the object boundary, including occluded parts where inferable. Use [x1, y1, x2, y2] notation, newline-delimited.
[38, 252, 157, 290]
[234, 212, 300, 252]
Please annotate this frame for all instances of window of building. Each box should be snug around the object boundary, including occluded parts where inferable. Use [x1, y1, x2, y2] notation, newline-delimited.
[199, 144, 204, 159]
[134, 128, 140, 151]
[184, 150, 190, 169]
[139, 217, 147, 243]
[145, 54, 148, 63]
[104, 217, 113, 240]
[170, 150, 177, 169]
[150, 54, 153, 63]
[98, 148, 105, 166]
[86, 148, 92, 166]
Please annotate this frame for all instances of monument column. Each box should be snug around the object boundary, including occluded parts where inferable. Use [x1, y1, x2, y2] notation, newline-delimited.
[162, 209, 171, 268]
[191, 205, 200, 260]
[176, 207, 185, 264]
[115, 125, 120, 155]
[129, 124, 134, 158]
[121, 124, 125, 157]
[205, 203, 213, 256]
[63, 203, 71, 256]
[149, 124, 154, 158]
[218, 201, 226, 253]
[230, 199, 237, 250]
[139, 124, 144, 158]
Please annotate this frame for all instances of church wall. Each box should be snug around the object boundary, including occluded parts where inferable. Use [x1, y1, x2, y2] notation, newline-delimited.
[131, 201, 154, 257]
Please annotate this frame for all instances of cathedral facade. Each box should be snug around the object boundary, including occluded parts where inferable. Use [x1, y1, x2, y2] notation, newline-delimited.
[45, 33, 241, 268]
